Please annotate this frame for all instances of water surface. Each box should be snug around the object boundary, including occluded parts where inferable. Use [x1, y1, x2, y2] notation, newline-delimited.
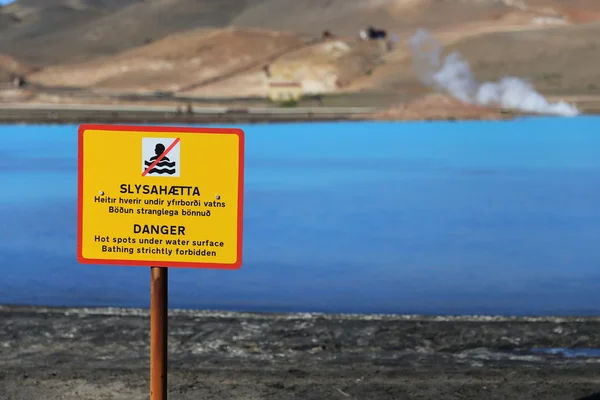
[2, 118, 600, 315]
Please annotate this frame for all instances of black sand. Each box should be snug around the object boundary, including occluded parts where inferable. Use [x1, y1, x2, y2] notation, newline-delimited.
[2, 305, 600, 399]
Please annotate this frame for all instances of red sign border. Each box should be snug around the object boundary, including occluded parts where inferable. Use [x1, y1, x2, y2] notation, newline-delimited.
[77, 124, 245, 270]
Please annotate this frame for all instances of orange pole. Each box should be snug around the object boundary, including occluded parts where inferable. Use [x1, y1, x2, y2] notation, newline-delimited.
[150, 267, 168, 400]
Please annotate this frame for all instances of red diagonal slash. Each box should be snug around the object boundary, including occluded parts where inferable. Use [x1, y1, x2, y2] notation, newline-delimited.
[142, 138, 180, 176]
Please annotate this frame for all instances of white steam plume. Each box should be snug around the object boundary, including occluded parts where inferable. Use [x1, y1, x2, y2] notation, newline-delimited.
[407, 29, 580, 117]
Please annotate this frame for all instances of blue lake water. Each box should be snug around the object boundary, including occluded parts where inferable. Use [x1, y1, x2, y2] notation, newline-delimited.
[2, 118, 600, 316]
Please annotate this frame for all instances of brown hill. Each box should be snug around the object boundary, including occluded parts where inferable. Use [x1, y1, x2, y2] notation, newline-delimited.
[0, 0, 570, 67]
[344, 1, 600, 98]
[350, 18, 600, 96]
[28, 27, 385, 98]
[0, 0, 258, 66]
[176, 36, 384, 98]
[28, 27, 308, 92]
[445, 21, 600, 94]
[0, 0, 141, 65]
[231, 0, 513, 36]
[0, 0, 599, 108]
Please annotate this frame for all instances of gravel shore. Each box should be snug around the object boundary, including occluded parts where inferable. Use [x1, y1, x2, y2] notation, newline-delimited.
[2, 306, 600, 399]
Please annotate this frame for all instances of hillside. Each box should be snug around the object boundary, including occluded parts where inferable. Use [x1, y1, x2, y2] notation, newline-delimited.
[232, 0, 512, 36]
[0, 0, 141, 65]
[0, 0, 255, 65]
[28, 28, 308, 91]
[0, 0, 598, 114]
[347, 15, 600, 96]
[0, 0, 587, 67]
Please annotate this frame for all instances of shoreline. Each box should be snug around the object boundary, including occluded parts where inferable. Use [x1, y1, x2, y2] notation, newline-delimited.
[0, 105, 595, 125]
[2, 304, 600, 399]
[4, 303, 600, 321]
[0, 104, 378, 125]
[0, 93, 597, 124]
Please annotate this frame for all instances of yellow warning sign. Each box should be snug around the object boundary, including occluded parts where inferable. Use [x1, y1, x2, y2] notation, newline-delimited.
[77, 124, 244, 269]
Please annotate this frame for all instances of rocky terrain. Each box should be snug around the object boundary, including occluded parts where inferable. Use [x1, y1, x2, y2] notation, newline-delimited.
[3, 305, 600, 399]
[0, 0, 598, 119]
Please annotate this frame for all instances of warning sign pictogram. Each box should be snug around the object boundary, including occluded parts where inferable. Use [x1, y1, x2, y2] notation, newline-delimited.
[142, 137, 180, 177]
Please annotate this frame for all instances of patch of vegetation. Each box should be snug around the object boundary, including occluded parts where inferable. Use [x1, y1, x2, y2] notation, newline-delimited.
[278, 99, 299, 108]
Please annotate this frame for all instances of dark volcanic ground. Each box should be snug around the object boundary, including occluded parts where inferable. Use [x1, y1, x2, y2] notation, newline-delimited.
[2, 305, 600, 399]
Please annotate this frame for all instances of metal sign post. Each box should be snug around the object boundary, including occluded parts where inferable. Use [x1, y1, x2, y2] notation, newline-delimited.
[150, 267, 168, 400]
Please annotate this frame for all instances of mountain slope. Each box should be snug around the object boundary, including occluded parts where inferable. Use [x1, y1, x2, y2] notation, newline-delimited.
[27, 27, 307, 91]
[0, 0, 262, 65]
[232, 0, 514, 36]
[0, 0, 142, 64]
[0, 0, 599, 104]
